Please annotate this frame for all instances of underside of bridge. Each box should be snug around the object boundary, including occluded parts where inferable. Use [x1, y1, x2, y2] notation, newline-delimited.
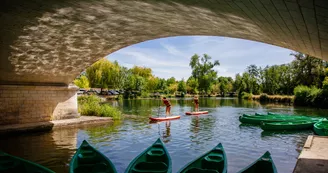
[0, 0, 328, 124]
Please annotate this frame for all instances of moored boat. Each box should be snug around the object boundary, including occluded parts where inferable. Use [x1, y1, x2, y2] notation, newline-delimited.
[70, 140, 117, 173]
[149, 115, 180, 121]
[237, 151, 277, 173]
[185, 111, 208, 115]
[177, 143, 227, 173]
[314, 119, 328, 136]
[239, 116, 287, 125]
[0, 151, 55, 173]
[260, 120, 316, 131]
[125, 138, 171, 173]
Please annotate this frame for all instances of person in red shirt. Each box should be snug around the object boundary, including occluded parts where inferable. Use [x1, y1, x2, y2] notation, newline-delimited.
[162, 97, 171, 117]
[193, 96, 199, 112]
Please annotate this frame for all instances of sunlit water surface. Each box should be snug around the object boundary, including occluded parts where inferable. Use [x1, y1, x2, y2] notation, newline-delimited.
[1, 98, 327, 173]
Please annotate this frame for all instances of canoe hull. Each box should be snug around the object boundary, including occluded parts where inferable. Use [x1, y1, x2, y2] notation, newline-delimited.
[185, 111, 209, 115]
[70, 140, 117, 173]
[177, 143, 227, 173]
[125, 138, 172, 173]
[237, 151, 277, 173]
[0, 151, 55, 173]
[314, 120, 328, 136]
[261, 121, 315, 131]
[149, 116, 180, 121]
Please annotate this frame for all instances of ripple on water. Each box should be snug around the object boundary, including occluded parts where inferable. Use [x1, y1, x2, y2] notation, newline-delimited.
[0, 98, 318, 173]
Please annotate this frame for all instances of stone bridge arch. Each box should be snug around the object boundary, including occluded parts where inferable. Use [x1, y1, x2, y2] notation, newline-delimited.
[1, 0, 328, 124]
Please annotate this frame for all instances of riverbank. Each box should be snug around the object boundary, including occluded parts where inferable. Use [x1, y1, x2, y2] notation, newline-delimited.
[0, 116, 113, 135]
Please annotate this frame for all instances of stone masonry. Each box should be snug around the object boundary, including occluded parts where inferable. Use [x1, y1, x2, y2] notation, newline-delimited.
[0, 85, 79, 125]
[1, 0, 328, 85]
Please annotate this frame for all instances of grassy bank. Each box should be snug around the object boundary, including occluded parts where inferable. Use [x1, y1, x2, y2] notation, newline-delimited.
[78, 95, 122, 120]
[252, 94, 294, 104]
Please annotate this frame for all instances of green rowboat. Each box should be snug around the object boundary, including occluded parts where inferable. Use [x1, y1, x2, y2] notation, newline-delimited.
[0, 151, 55, 173]
[125, 138, 171, 173]
[261, 120, 316, 131]
[177, 143, 227, 173]
[239, 116, 286, 125]
[237, 151, 277, 173]
[70, 140, 117, 173]
[314, 119, 328, 136]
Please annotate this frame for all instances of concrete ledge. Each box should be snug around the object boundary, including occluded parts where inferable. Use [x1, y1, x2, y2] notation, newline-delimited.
[294, 135, 328, 173]
[0, 116, 112, 135]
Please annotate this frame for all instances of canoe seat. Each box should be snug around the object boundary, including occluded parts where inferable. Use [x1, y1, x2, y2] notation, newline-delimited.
[132, 162, 167, 173]
[78, 151, 99, 164]
[202, 154, 224, 170]
[146, 149, 165, 162]
[74, 163, 110, 173]
[185, 167, 219, 173]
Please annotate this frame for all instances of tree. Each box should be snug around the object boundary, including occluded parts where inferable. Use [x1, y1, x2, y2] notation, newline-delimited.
[166, 77, 176, 86]
[187, 77, 198, 94]
[177, 79, 187, 93]
[130, 66, 152, 78]
[291, 52, 326, 88]
[189, 54, 220, 94]
[74, 75, 90, 89]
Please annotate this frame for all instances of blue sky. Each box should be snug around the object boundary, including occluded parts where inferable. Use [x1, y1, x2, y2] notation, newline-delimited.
[107, 36, 294, 80]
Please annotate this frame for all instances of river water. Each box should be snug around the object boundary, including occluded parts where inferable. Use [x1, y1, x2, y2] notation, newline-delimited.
[0, 98, 327, 173]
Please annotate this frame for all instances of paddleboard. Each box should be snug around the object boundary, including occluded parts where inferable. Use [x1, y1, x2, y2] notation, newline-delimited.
[149, 115, 181, 121]
[185, 111, 208, 115]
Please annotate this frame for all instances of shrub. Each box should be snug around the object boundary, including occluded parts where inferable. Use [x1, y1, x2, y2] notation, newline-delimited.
[294, 85, 322, 107]
[78, 95, 122, 120]
[259, 93, 269, 102]
[241, 92, 253, 100]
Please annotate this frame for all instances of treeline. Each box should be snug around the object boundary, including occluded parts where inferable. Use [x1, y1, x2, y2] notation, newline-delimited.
[74, 54, 235, 98]
[234, 52, 328, 95]
[74, 52, 328, 108]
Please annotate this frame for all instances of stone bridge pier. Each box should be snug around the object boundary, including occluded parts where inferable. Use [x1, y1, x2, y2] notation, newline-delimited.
[1, 0, 328, 125]
[0, 85, 78, 125]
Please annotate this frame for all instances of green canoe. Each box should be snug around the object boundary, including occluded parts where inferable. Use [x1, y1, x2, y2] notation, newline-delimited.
[0, 151, 55, 173]
[125, 138, 171, 173]
[177, 143, 227, 173]
[242, 114, 320, 121]
[70, 140, 117, 173]
[237, 151, 277, 173]
[239, 116, 287, 125]
[261, 120, 316, 131]
[314, 119, 328, 136]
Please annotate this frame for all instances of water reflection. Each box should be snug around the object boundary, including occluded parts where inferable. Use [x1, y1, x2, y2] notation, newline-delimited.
[0, 98, 324, 173]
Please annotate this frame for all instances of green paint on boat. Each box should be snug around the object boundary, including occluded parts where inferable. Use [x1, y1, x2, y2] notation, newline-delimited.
[261, 120, 316, 131]
[125, 138, 171, 173]
[177, 143, 227, 173]
[314, 119, 328, 136]
[70, 140, 117, 173]
[237, 151, 277, 173]
[0, 151, 55, 173]
[239, 116, 287, 125]
[240, 114, 321, 125]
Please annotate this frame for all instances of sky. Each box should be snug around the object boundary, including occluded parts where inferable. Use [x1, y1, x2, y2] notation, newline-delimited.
[107, 36, 295, 80]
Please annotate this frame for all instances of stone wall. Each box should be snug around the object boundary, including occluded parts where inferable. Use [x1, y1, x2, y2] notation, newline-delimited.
[0, 85, 79, 125]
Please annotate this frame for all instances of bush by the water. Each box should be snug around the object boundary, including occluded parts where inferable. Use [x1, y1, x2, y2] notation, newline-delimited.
[241, 92, 253, 100]
[294, 85, 328, 108]
[255, 93, 294, 103]
[78, 95, 122, 120]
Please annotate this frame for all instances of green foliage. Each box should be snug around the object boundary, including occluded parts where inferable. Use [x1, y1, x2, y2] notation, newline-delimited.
[78, 95, 122, 120]
[294, 85, 322, 107]
[177, 79, 187, 93]
[189, 54, 220, 94]
[241, 92, 253, 100]
[74, 75, 90, 89]
[187, 77, 198, 94]
[323, 77, 328, 90]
